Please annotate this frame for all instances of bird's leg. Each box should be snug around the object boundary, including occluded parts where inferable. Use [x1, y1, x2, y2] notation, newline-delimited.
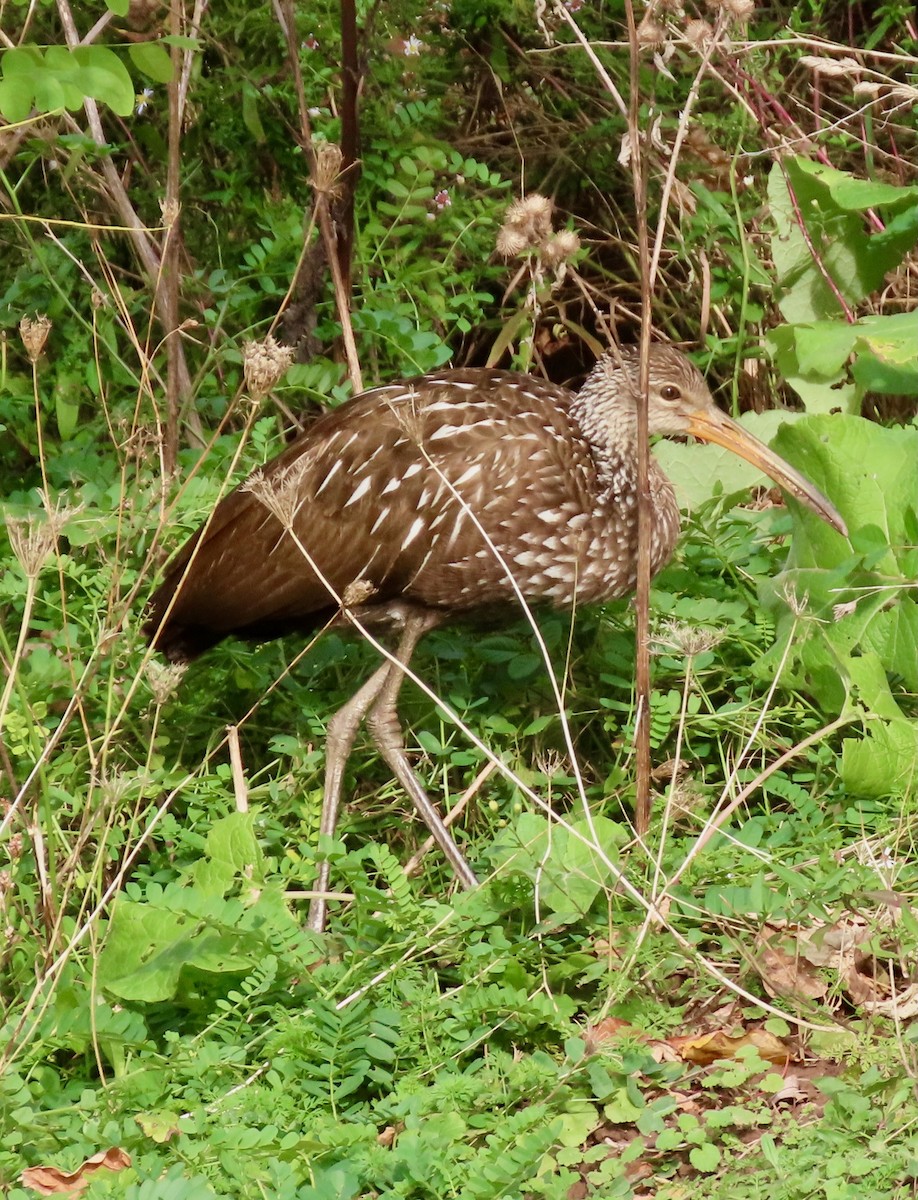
[307, 662, 391, 932]
[365, 612, 479, 893]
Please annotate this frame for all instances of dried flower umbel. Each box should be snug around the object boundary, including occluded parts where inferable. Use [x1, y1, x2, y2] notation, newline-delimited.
[311, 141, 344, 199]
[20, 314, 51, 363]
[6, 497, 79, 579]
[160, 196, 180, 228]
[652, 619, 725, 658]
[242, 450, 319, 528]
[144, 659, 187, 705]
[243, 335, 295, 400]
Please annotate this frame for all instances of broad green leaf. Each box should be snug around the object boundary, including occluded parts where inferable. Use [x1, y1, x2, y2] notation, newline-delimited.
[486, 812, 624, 916]
[796, 159, 918, 211]
[194, 810, 265, 894]
[97, 901, 260, 1002]
[756, 416, 918, 791]
[655, 410, 808, 512]
[1, 46, 43, 77]
[689, 1142, 722, 1172]
[72, 46, 135, 116]
[842, 719, 918, 798]
[791, 322, 858, 377]
[768, 158, 918, 322]
[537, 815, 624, 916]
[0, 73, 34, 122]
[851, 311, 918, 395]
[162, 34, 203, 50]
[129, 41, 174, 84]
[768, 160, 862, 322]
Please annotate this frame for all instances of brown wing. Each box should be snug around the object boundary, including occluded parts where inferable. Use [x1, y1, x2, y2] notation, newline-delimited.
[145, 370, 599, 661]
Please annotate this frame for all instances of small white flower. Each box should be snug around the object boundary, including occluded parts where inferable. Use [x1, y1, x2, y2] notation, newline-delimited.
[135, 87, 154, 116]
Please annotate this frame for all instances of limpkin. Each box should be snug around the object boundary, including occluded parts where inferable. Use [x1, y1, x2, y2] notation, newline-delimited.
[146, 344, 846, 929]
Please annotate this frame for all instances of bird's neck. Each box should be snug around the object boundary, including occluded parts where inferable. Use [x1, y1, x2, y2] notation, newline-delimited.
[569, 384, 639, 494]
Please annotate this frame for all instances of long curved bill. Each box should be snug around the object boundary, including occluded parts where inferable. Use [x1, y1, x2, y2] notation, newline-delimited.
[685, 407, 848, 538]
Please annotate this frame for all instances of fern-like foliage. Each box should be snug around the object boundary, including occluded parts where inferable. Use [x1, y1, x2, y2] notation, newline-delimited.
[456, 1106, 562, 1200]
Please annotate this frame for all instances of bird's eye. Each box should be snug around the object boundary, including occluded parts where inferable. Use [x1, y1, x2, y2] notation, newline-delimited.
[660, 385, 681, 402]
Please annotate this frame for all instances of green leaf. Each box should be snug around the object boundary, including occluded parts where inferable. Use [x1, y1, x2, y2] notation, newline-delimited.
[53, 371, 81, 440]
[129, 41, 174, 84]
[655, 410, 810, 511]
[768, 158, 918, 322]
[688, 1142, 722, 1172]
[241, 84, 266, 143]
[791, 321, 858, 377]
[97, 900, 259, 1002]
[603, 1087, 644, 1124]
[73, 45, 135, 116]
[195, 811, 265, 893]
[0, 72, 34, 122]
[162, 34, 202, 50]
[822, 171, 918, 212]
[842, 719, 918, 798]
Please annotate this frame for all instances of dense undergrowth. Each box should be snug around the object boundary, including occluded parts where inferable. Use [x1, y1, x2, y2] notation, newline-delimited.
[1, 0, 918, 1197]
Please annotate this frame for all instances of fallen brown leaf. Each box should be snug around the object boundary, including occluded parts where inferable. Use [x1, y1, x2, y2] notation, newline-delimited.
[21, 1148, 131, 1195]
[669, 1027, 789, 1066]
[755, 942, 827, 1002]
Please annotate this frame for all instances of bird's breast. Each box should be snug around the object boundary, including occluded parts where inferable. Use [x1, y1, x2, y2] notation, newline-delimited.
[405, 445, 683, 613]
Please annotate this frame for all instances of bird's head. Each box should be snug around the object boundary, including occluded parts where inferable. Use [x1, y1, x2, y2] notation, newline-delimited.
[578, 344, 847, 537]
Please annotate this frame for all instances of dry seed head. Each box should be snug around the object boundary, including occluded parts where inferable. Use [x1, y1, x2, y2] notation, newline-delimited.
[6, 498, 78, 579]
[99, 771, 134, 807]
[20, 314, 51, 363]
[144, 659, 187, 705]
[496, 226, 530, 259]
[311, 141, 344, 198]
[7, 514, 56, 578]
[243, 451, 317, 527]
[91, 288, 108, 310]
[342, 579, 378, 607]
[243, 335, 295, 399]
[832, 600, 857, 622]
[540, 229, 580, 267]
[535, 749, 566, 779]
[800, 55, 861, 77]
[653, 620, 724, 658]
[160, 197, 180, 227]
[780, 580, 809, 617]
[718, 0, 754, 21]
[684, 18, 715, 49]
[498, 193, 554, 256]
[637, 11, 667, 47]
